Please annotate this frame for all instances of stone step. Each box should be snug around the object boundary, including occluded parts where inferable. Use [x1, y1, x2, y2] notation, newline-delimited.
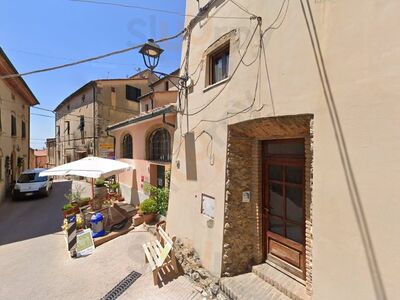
[252, 264, 308, 300]
[220, 273, 290, 300]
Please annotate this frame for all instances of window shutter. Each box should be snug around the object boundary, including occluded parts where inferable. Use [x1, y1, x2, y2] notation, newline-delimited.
[126, 85, 141, 101]
[21, 121, 26, 138]
[79, 116, 85, 131]
[11, 115, 16, 136]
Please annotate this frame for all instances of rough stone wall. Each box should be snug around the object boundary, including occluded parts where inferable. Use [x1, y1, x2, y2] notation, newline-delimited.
[221, 115, 314, 293]
[304, 123, 314, 296]
[222, 129, 263, 276]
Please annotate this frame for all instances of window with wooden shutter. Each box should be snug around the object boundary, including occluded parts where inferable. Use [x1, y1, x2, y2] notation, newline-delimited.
[21, 120, 26, 139]
[11, 115, 16, 136]
[126, 85, 141, 101]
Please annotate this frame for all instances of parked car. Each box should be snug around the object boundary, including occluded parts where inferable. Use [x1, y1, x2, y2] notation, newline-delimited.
[12, 168, 53, 200]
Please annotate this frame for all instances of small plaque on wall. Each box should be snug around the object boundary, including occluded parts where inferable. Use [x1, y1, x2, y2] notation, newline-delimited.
[242, 191, 251, 202]
[201, 194, 215, 219]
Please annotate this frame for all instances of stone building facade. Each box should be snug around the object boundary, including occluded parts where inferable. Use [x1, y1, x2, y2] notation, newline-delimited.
[0, 48, 39, 203]
[166, 0, 400, 299]
[46, 138, 56, 168]
[54, 70, 157, 165]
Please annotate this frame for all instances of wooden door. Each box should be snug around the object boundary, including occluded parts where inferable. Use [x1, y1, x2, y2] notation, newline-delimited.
[263, 139, 306, 279]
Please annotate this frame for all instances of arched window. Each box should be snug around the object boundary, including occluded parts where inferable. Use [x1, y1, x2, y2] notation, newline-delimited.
[149, 128, 171, 162]
[121, 134, 133, 158]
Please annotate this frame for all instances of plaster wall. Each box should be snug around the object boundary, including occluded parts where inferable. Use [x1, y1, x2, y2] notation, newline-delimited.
[112, 115, 175, 205]
[0, 79, 31, 203]
[167, 0, 400, 298]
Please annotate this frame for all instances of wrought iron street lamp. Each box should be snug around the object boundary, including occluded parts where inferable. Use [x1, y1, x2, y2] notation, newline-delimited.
[139, 39, 164, 71]
[139, 37, 191, 133]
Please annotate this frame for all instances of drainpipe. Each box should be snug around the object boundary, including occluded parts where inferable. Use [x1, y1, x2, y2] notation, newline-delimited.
[163, 112, 175, 128]
[27, 106, 30, 170]
[106, 129, 116, 160]
[92, 83, 96, 156]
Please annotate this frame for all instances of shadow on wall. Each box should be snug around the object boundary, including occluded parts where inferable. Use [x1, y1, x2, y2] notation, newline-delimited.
[0, 181, 72, 246]
[299, 0, 387, 298]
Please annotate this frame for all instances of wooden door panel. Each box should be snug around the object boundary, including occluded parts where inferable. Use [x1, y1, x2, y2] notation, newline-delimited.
[268, 232, 304, 270]
[263, 139, 306, 280]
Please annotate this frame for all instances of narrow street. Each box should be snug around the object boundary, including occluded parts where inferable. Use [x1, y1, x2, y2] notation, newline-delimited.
[0, 180, 201, 300]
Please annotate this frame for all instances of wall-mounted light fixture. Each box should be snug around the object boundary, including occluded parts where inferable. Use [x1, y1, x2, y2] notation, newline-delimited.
[139, 39, 164, 71]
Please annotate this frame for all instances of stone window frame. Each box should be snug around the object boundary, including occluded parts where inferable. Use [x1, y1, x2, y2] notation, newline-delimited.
[21, 119, 26, 139]
[10, 112, 17, 137]
[203, 30, 237, 91]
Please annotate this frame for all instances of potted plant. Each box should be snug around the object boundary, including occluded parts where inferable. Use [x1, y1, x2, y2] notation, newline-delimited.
[94, 178, 107, 199]
[62, 203, 79, 217]
[144, 183, 170, 216]
[139, 198, 158, 224]
[107, 182, 120, 194]
[77, 197, 90, 207]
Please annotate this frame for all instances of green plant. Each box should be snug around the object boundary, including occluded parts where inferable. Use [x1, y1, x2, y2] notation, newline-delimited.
[139, 198, 158, 215]
[77, 197, 90, 207]
[94, 178, 105, 187]
[165, 170, 171, 189]
[144, 183, 169, 216]
[62, 203, 73, 211]
[65, 190, 82, 204]
[107, 182, 119, 193]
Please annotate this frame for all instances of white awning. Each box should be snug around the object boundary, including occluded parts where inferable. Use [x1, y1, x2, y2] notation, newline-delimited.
[39, 156, 132, 179]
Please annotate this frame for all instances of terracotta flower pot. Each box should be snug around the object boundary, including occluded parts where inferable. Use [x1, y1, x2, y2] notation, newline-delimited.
[142, 213, 156, 224]
[63, 206, 79, 218]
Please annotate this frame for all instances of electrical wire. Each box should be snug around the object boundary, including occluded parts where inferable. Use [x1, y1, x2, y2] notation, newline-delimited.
[261, 38, 276, 116]
[190, 33, 263, 132]
[262, 0, 290, 37]
[185, 1, 288, 121]
[187, 22, 260, 116]
[228, 0, 257, 18]
[3, 47, 136, 67]
[31, 112, 55, 118]
[0, 30, 185, 79]
[70, 0, 252, 20]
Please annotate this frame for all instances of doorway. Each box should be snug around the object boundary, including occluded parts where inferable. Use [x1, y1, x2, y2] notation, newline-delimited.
[156, 165, 165, 188]
[263, 139, 306, 279]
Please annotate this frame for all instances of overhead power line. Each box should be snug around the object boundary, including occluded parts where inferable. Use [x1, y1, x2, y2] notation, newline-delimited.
[31, 113, 55, 118]
[0, 30, 184, 79]
[3, 48, 136, 67]
[69, 0, 251, 19]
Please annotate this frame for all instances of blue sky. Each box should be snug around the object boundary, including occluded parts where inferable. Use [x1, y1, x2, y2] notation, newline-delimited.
[0, 0, 186, 148]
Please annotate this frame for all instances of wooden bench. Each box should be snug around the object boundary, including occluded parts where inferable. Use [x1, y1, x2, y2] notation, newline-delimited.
[142, 222, 179, 285]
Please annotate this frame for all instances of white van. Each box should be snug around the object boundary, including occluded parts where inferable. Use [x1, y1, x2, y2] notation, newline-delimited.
[12, 168, 53, 200]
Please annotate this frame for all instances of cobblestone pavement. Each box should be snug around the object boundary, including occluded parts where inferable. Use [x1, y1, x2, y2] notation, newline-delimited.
[0, 180, 202, 300]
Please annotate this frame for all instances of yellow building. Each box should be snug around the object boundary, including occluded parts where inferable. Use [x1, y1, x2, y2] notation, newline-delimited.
[0, 48, 39, 203]
[166, 1, 400, 299]
[54, 70, 158, 164]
